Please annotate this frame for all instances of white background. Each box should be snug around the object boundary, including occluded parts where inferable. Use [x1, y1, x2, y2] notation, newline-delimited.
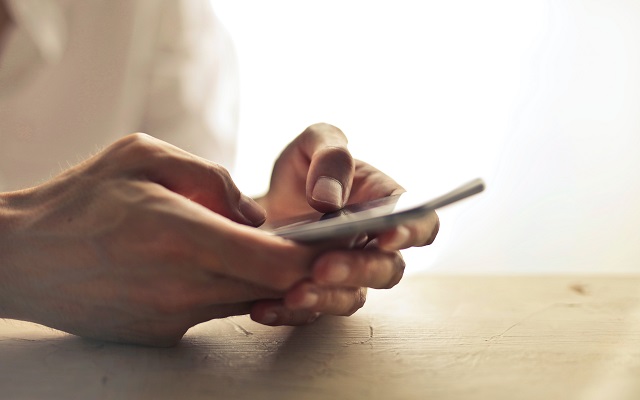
[213, 0, 640, 274]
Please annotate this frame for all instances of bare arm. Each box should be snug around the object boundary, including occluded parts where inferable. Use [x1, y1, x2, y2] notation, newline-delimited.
[0, 0, 12, 53]
[0, 133, 313, 346]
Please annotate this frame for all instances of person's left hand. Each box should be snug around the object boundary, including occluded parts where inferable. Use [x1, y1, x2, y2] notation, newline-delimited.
[250, 123, 440, 326]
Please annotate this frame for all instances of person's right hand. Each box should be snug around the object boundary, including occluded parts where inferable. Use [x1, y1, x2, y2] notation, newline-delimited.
[0, 133, 322, 346]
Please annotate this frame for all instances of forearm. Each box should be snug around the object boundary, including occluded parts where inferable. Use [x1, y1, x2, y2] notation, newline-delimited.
[0, 190, 24, 319]
[0, 187, 42, 321]
[0, 193, 7, 317]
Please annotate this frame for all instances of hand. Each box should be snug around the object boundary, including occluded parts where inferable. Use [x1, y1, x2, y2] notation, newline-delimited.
[0, 133, 324, 346]
[250, 123, 440, 326]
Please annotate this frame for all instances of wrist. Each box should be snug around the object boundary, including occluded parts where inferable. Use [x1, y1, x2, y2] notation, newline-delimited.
[0, 189, 33, 319]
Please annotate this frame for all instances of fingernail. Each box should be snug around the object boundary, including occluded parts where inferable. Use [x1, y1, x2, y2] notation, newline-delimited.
[259, 311, 278, 325]
[325, 262, 350, 284]
[312, 176, 344, 208]
[239, 194, 267, 226]
[298, 290, 319, 308]
[384, 225, 411, 250]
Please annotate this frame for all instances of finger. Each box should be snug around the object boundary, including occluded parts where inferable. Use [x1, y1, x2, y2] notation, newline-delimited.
[102, 133, 266, 226]
[148, 197, 316, 292]
[283, 281, 367, 316]
[199, 274, 283, 304]
[376, 210, 440, 251]
[122, 272, 283, 319]
[311, 248, 405, 289]
[191, 221, 318, 291]
[349, 160, 406, 203]
[297, 123, 355, 212]
[191, 302, 255, 325]
[250, 299, 320, 326]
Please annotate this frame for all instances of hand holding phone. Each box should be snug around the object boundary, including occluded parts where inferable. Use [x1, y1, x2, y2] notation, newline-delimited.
[268, 178, 485, 243]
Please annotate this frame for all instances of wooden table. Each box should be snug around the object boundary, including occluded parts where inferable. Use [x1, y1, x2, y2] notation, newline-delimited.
[1, 275, 639, 400]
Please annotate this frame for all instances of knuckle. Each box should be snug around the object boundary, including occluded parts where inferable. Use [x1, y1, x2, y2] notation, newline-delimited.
[302, 122, 349, 144]
[384, 253, 406, 289]
[210, 162, 231, 181]
[322, 145, 353, 163]
[423, 212, 440, 246]
[111, 132, 163, 161]
[90, 133, 167, 176]
[345, 288, 367, 316]
[207, 163, 237, 193]
[127, 131, 153, 143]
[304, 122, 335, 135]
[123, 132, 154, 149]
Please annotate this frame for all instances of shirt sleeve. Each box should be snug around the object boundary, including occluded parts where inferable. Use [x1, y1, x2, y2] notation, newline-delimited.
[139, 0, 239, 170]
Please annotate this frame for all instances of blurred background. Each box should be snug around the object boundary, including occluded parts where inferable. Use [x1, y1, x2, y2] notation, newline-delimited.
[213, 0, 640, 274]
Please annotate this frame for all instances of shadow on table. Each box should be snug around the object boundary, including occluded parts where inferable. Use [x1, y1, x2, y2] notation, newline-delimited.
[0, 315, 393, 399]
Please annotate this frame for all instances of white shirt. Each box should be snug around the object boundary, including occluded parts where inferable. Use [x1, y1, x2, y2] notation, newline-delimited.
[0, 0, 238, 192]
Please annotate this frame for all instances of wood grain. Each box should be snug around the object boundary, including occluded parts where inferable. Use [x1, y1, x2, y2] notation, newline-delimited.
[1, 275, 639, 400]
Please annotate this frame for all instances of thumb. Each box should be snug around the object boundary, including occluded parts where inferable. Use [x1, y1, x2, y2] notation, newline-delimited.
[235, 194, 268, 227]
[297, 124, 355, 212]
[159, 162, 266, 227]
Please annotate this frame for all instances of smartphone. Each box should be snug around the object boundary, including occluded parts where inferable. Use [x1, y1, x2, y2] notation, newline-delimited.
[268, 178, 485, 243]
